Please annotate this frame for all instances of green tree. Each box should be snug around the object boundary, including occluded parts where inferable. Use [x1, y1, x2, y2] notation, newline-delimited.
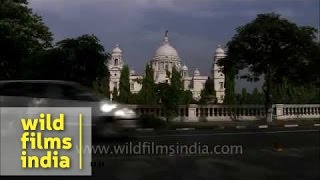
[139, 64, 157, 104]
[93, 69, 110, 98]
[170, 67, 184, 104]
[250, 88, 264, 104]
[22, 48, 66, 80]
[24, 34, 108, 89]
[155, 67, 183, 122]
[155, 83, 173, 122]
[112, 86, 118, 101]
[93, 53, 110, 97]
[240, 88, 248, 104]
[155, 83, 170, 105]
[164, 67, 183, 121]
[170, 67, 183, 91]
[221, 13, 318, 121]
[0, 0, 53, 79]
[218, 56, 239, 105]
[273, 79, 319, 104]
[224, 73, 237, 104]
[273, 78, 292, 103]
[118, 65, 130, 103]
[55, 34, 107, 87]
[199, 78, 217, 104]
[128, 93, 141, 104]
[181, 90, 194, 105]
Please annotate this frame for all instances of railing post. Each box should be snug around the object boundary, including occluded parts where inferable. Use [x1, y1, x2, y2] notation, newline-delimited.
[275, 104, 284, 120]
[188, 104, 197, 122]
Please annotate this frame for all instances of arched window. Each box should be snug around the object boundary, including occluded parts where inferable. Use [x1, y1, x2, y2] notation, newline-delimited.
[220, 82, 224, 89]
[114, 59, 119, 66]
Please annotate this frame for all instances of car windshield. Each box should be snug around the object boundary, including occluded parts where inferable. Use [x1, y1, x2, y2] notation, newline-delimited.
[0, 81, 105, 102]
[70, 84, 104, 101]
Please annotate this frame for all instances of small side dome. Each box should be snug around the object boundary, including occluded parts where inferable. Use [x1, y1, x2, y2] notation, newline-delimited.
[182, 64, 188, 71]
[215, 44, 225, 55]
[112, 44, 122, 54]
[194, 68, 200, 76]
[130, 69, 135, 75]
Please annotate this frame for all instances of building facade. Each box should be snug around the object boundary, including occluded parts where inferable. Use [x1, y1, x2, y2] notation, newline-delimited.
[212, 45, 226, 103]
[107, 32, 226, 103]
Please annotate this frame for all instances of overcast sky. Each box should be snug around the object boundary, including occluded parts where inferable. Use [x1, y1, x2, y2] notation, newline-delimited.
[29, 0, 319, 92]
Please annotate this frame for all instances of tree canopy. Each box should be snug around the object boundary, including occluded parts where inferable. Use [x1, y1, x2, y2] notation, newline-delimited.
[224, 13, 318, 82]
[56, 35, 107, 87]
[112, 86, 118, 101]
[118, 65, 130, 103]
[0, 0, 53, 79]
[223, 72, 236, 104]
[23, 34, 108, 89]
[219, 13, 319, 107]
[139, 64, 157, 104]
[199, 78, 217, 104]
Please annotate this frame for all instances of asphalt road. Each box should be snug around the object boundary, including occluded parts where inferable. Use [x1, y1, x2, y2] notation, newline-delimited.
[2, 127, 319, 180]
[89, 128, 320, 180]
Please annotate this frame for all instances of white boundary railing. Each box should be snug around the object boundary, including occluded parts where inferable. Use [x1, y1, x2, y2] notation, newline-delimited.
[128, 104, 320, 122]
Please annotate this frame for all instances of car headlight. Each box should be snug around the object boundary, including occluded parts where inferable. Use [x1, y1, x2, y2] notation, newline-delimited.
[114, 108, 136, 118]
[100, 104, 117, 113]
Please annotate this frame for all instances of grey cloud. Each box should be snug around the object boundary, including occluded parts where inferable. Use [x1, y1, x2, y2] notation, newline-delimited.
[28, 0, 318, 92]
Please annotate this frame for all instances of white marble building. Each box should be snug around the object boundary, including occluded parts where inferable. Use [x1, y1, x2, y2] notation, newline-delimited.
[107, 44, 143, 97]
[212, 45, 226, 103]
[107, 32, 226, 103]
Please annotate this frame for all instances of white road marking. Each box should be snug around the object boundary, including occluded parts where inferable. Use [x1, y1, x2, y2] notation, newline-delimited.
[314, 124, 320, 127]
[284, 124, 299, 128]
[176, 128, 195, 130]
[236, 126, 246, 129]
[258, 125, 268, 129]
[136, 128, 154, 131]
[137, 129, 319, 138]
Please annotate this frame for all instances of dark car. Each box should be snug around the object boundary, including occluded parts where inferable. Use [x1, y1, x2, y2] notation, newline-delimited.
[0, 80, 138, 137]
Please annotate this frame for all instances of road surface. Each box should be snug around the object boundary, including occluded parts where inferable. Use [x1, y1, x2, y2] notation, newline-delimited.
[90, 127, 320, 180]
[1, 127, 319, 179]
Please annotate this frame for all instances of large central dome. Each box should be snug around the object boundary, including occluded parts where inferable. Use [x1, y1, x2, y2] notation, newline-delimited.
[151, 31, 182, 83]
[153, 32, 180, 60]
[155, 42, 179, 57]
